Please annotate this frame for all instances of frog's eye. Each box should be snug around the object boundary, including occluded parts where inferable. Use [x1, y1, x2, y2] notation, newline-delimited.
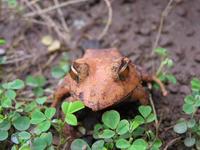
[118, 57, 130, 81]
[70, 62, 89, 83]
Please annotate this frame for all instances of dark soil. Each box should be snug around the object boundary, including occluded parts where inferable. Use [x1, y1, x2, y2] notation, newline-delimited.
[1, 0, 200, 149]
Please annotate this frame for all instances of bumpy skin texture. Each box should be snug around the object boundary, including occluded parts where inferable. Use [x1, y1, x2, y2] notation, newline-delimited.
[52, 48, 158, 111]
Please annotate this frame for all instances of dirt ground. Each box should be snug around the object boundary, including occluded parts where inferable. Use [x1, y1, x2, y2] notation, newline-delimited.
[1, 0, 200, 149]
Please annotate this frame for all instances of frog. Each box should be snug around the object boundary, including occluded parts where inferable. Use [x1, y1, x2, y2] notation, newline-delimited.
[51, 48, 167, 111]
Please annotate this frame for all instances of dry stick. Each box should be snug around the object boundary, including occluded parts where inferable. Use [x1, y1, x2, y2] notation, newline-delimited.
[149, 94, 159, 137]
[27, 0, 69, 45]
[152, 0, 174, 53]
[151, 0, 174, 73]
[163, 137, 182, 150]
[53, 0, 70, 34]
[97, 0, 113, 40]
[24, 0, 89, 17]
[149, 0, 175, 139]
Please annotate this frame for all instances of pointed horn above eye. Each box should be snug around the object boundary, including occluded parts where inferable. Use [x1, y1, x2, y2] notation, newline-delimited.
[118, 57, 130, 73]
[71, 63, 78, 75]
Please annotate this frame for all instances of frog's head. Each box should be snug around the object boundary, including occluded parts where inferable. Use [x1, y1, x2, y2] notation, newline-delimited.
[68, 54, 140, 111]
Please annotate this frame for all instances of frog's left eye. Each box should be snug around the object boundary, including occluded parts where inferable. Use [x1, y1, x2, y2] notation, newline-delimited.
[118, 57, 130, 80]
[69, 62, 89, 83]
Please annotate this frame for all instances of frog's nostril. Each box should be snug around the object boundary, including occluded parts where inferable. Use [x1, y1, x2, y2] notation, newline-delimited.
[79, 92, 84, 100]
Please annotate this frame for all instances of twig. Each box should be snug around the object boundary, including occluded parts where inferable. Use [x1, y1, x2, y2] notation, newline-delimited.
[163, 137, 182, 150]
[151, 0, 175, 73]
[22, 18, 63, 30]
[53, 0, 70, 34]
[97, 0, 113, 40]
[24, 0, 89, 17]
[149, 94, 159, 137]
[152, 0, 174, 52]
[3, 55, 32, 64]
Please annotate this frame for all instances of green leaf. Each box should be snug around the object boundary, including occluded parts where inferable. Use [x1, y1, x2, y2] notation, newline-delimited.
[32, 137, 47, 150]
[151, 139, 162, 149]
[99, 129, 115, 139]
[61, 101, 69, 114]
[35, 120, 51, 134]
[26, 75, 46, 87]
[93, 124, 104, 139]
[139, 105, 152, 118]
[11, 133, 19, 144]
[0, 119, 11, 131]
[116, 139, 130, 149]
[184, 137, 196, 147]
[33, 87, 44, 97]
[71, 139, 91, 150]
[24, 101, 37, 112]
[19, 144, 30, 150]
[0, 130, 8, 141]
[102, 110, 120, 129]
[184, 95, 195, 104]
[51, 67, 66, 78]
[5, 90, 16, 100]
[36, 97, 47, 105]
[191, 78, 200, 91]
[116, 119, 129, 135]
[45, 107, 56, 119]
[183, 103, 196, 114]
[134, 115, 145, 125]
[31, 109, 46, 124]
[1, 95, 12, 108]
[173, 120, 187, 134]
[154, 47, 167, 56]
[18, 131, 31, 140]
[187, 119, 196, 128]
[128, 139, 148, 150]
[146, 113, 156, 123]
[130, 120, 140, 132]
[0, 39, 6, 45]
[91, 140, 104, 150]
[62, 101, 85, 114]
[67, 101, 85, 114]
[166, 74, 177, 84]
[40, 132, 53, 146]
[2, 79, 25, 90]
[65, 113, 77, 126]
[13, 116, 30, 131]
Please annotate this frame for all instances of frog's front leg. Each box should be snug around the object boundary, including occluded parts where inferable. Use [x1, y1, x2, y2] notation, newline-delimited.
[131, 84, 149, 105]
[136, 66, 168, 96]
[51, 84, 70, 107]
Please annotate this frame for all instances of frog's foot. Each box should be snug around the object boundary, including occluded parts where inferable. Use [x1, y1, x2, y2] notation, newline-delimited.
[51, 86, 70, 107]
[131, 84, 149, 105]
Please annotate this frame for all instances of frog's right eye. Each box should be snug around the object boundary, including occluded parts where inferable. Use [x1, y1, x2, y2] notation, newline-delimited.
[69, 62, 89, 83]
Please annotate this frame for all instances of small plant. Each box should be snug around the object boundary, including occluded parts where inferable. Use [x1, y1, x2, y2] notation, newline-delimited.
[154, 47, 177, 86]
[25, 75, 47, 97]
[71, 105, 162, 150]
[0, 78, 85, 149]
[173, 78, 200, 148]
[61, 101, 85, 126]
[51, 52, 70, 79]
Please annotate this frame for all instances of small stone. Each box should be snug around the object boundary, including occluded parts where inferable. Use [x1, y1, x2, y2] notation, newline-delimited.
[180, 85, 191, 95]
[139, 27, 151, 35]
[194, 53, 200, 62]
[0, 48, 6, 55]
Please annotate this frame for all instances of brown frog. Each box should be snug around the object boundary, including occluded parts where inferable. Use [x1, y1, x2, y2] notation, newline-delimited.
[51, 48, 167, 111]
